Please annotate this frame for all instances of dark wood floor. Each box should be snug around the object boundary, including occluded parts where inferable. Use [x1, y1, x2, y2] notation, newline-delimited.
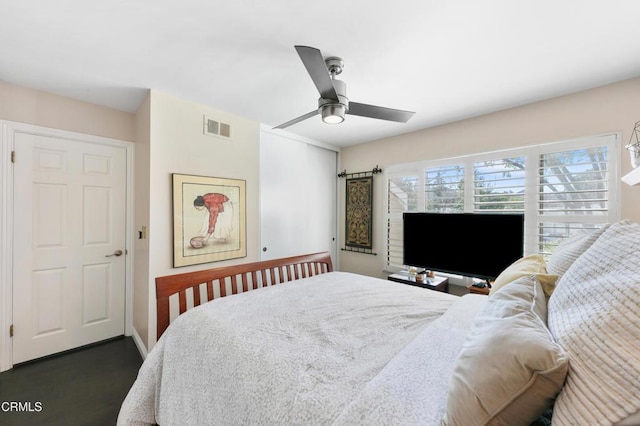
[0, 336, 142, 426]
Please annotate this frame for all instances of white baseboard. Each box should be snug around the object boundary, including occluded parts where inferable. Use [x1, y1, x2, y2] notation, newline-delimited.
[131, 328, 148, 360]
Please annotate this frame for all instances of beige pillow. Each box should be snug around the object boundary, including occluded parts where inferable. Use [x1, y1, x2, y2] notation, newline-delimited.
[548, 220, 640, 425]
[444, 275, 569, 426]
[489, 254, 546, 295]
[534, 273, 559, 298]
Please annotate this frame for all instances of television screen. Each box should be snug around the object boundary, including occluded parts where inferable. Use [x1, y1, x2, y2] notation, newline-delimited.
[402, 212, 524, 280]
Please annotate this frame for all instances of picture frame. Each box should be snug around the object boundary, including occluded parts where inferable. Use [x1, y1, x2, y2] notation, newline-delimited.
[172, 173, 246, 267]
[345, 175, 373, 249]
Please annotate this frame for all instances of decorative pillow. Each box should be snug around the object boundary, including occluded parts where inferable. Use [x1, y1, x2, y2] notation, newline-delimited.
[534, 273, 560, 298]
[548, 220, 640, 425]
[489, 254, 547, 295]
[492, 271, 559, 299]
[444, 275, 569, 426]
[545, 225, 609, 276]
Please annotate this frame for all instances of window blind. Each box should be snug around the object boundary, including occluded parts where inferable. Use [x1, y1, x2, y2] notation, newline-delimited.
[387, 176, 418, 269]
[384, 135, 618, 272]
[536, 146, 609, 256]
[473, 157, 526, 212]
[425, 165, 464, 212]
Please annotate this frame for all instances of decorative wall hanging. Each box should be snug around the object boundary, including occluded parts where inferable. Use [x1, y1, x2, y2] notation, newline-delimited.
[339, 166, 382, 255]
[172, 173, 246, 267]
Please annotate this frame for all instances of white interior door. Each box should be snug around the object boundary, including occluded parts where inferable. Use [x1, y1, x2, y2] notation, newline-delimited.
[260, 131, 337, 263]
[12, 132, 127, 364]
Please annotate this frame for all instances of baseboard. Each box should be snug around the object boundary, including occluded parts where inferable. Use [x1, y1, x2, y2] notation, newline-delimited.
[131, 328, 148, 360]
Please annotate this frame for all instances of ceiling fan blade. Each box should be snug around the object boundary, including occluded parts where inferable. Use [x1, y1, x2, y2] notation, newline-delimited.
[294, 45, 339, 101]
[348, 102, 415, 123]
[273, 110, 319, 129]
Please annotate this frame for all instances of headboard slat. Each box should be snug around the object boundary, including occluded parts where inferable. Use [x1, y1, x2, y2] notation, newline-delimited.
[178, 290, 187, 314]
[231, 275, 238, 295]
[206, 281, 214, 300]
[220, 279, 227, 298]
[251, 271, 258, 290]
[193, 285, 201, 307]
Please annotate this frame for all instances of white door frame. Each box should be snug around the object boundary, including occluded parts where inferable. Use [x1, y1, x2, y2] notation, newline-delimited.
[0, 120, 135, 372]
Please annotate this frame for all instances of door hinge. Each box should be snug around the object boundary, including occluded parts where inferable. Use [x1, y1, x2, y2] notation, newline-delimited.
[11, 151, 15, 163]
[9, 324, 13, 337]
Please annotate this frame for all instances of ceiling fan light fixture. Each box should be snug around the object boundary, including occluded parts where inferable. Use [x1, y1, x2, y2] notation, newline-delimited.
[321, 103, 346, 124]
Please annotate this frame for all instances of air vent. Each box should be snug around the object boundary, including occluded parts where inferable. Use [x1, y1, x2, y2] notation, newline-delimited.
[203, 115, 232, 140]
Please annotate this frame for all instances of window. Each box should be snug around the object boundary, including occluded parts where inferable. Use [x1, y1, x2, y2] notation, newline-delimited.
[387, 176, 418, 269]
[425, 165, 464, 212]
[537, 146, 610, 256]
[385, 134, 619, 271]
[473, 157, 525, 212]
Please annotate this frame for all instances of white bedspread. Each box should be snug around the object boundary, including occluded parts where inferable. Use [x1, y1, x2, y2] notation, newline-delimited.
[118, 271, 484, 426]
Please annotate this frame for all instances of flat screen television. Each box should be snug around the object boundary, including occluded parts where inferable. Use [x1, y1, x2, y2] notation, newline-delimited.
[402, 212, 524, 280]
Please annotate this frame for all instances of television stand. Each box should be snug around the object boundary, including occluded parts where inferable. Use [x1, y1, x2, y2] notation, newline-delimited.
[387, 272, 449, 293]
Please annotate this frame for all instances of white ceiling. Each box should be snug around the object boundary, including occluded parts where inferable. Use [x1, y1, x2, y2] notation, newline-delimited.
[2, 0, 640, 148]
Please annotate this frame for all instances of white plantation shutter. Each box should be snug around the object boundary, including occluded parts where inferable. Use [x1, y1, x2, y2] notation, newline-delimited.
[538, 147, 608, 216]
[425, 165, 465, 212]
[386, 176, 418, 269]
[473, 157, 525, 213]
[537, 222, 606, 257]
[385, 134, 618, 272]
[536, 146, 611, 256]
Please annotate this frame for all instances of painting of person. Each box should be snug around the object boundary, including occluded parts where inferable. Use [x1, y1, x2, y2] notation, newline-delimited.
[173, 174, 246, 266]
[192, 192, 234, 247]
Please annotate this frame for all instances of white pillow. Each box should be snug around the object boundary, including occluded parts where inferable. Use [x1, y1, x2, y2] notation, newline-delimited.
[548, 220, 640, 425]
[444, 275, 568, 426]
[546, 225, 609, 276]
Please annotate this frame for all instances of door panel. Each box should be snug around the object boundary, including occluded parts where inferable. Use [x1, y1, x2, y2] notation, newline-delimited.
[32, 269, 65, 336]
[260, 132, 337, 263]
[12, 132, 127, 364]
[304, 143, 338, 256]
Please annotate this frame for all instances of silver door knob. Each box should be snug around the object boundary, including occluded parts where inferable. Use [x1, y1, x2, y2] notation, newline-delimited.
[106, 250, 123, 257]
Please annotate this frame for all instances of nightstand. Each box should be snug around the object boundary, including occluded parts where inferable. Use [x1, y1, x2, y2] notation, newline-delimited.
[388, 272, 449, 293]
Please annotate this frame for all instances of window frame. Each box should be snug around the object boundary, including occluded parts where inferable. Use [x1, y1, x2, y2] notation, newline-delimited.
[384, 133, 621, 273]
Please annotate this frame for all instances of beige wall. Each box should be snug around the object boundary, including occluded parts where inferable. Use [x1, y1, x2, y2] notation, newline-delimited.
[0, 80, 144, 348]
[145, 90, 261, 349]
[133, 94, 151, 350]
[0, 80, 135, 141]
[338, 77, 640, 278]
[0, 82, 263, 352]
[5, 77, 640, 350]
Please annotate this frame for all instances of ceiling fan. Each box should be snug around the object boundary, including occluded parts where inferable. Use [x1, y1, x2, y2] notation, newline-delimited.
[274, 45, 415, 129]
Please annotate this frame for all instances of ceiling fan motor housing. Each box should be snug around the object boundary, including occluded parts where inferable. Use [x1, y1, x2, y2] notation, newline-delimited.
[318, 78, 348, 123]
[318, 78, 348, 111]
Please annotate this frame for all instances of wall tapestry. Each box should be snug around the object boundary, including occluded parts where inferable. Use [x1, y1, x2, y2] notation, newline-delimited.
[172, 173, 246, 267]
[345, 176, 373, 249]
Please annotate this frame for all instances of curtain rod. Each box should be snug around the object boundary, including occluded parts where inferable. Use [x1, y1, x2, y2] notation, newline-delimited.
[337, 165, 382, 178]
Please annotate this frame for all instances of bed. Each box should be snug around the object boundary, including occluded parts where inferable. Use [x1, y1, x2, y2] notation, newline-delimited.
[118, 220, 640, 426]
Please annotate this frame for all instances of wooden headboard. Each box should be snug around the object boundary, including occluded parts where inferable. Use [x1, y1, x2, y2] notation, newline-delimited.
[155, 252, 333, 339]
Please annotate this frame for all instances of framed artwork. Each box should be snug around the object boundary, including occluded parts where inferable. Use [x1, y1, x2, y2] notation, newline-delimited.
[345, 176, 373, 249]
[172, 173, 246, 267]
